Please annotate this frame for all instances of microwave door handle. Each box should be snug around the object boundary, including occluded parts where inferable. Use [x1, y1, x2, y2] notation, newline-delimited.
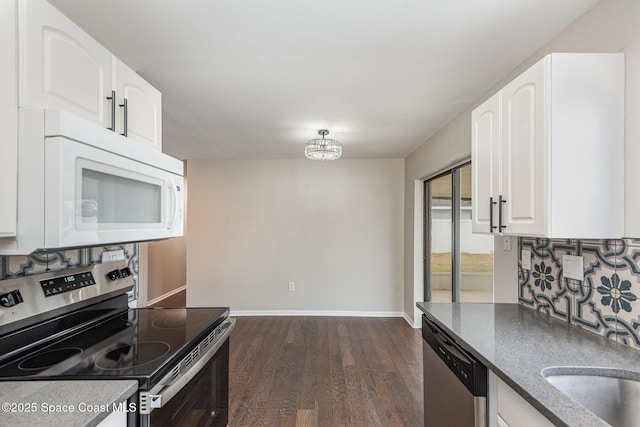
[143, 318, 236, 412]
[167, 179, 179, 230]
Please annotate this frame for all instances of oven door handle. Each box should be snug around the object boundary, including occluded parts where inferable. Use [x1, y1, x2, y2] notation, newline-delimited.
[141, 317, 236, 414]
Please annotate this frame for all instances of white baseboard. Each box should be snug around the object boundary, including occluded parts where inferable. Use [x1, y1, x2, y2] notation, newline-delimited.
[230, 310, 406, 318]
[403, 312, 420, 328]
[146, 285, 187, 307]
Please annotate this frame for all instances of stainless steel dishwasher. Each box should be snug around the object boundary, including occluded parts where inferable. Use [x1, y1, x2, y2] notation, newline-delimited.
[422, 314, 488, 426]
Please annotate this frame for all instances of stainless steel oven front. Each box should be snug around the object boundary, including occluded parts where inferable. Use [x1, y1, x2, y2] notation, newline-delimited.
[139, 318, 235, 427]
[0, 261, 234, 427]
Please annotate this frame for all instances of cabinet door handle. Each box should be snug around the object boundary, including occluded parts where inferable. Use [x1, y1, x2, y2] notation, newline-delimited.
[489, 197, 497, 233]
[106, 90, 116, 131]
[499, 195, 507, 232]
[119, 98, 128, 137]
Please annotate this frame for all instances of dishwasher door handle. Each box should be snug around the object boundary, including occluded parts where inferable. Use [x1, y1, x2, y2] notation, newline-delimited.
[422, 315, 487, 397]
[428, 324, 472, 365]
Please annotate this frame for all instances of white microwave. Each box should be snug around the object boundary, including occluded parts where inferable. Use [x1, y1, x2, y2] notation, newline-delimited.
[0, 108, 184, 254]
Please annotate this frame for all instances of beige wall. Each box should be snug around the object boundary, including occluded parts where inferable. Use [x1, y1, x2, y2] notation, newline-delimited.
[146, 236, 187, 301]
[144, 165, 188, 303]
[404, 0, 640, 321]
[187, 159, 405, 313]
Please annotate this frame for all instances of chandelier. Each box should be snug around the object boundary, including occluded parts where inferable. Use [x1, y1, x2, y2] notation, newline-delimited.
[304, 129, 342, 161]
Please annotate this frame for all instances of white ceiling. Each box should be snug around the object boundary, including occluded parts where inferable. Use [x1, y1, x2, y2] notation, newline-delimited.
[50, 0, 600, 160]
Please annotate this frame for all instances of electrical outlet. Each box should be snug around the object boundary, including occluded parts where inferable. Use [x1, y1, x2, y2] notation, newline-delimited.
[522, 249, 531, 270]
[563, 255, 584, 281]
[288, 282, 295, 291]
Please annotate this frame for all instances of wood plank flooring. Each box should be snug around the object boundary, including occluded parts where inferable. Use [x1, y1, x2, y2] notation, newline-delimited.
[229, 317, 423, 427]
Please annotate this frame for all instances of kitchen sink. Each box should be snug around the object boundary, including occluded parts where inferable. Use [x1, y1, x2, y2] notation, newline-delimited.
[542, 366, 640, 427]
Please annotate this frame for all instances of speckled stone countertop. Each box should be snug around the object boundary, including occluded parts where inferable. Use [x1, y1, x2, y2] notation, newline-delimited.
[0, 380, 137, 426]
[417, 302, 640, 427]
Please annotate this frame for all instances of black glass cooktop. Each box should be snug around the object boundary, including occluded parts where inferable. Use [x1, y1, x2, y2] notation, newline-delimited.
[0, 307, 228, 388]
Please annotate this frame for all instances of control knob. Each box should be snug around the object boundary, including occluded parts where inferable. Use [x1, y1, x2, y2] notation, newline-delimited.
[107, 267, 133, 281]
[106, 270, 122, 281]
[0, 290, 23, 307]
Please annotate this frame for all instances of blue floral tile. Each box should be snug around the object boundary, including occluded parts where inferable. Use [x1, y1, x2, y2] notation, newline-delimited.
[5, 255, 31, 277]
[519, 238, 574, 321]
[519, 238, 544, 308]
[610, 240, 640, 348]
[572, 240, 619, 341]
[519, 238, 640, 349]
[622, 238, 640, 248]
[597, 273, 637, 313]
[532, 260, 555, 290]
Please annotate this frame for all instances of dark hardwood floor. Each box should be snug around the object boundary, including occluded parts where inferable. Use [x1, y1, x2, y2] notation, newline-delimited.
[148, 293, 424, 425]
[229, 316, 423, 427]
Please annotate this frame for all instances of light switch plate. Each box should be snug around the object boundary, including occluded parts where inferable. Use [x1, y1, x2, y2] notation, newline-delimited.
[101, 250, 125, 263]
[503, 236, 512, 251]
[521, 249, 531, 270]
[563, 255, 584, 281]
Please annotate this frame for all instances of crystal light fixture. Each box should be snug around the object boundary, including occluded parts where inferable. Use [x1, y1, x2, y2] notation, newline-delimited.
[304, 129, 342, 161]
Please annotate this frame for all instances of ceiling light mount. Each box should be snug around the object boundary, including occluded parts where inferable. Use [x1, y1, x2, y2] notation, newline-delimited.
[305, 129, 342, 161]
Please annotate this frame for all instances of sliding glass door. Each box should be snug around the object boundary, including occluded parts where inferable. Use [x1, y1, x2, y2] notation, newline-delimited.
[424, 162, 494, 302]
[425, 173, 452, 302]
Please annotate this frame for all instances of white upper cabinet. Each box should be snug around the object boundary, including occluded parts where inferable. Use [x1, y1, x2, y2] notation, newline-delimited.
[472, 92, 501, 234]
[18, 0, 112, 128]
[472, 53, 624, 239]
[0, 0, 18, 238]
[500, 58, 547, 236]
[113, 57, 162, 150]
[17, 0, 162, 151]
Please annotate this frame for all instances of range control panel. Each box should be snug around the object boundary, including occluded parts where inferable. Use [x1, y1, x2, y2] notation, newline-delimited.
[0, 261, 134, 333]
[40, 272, 96, 297]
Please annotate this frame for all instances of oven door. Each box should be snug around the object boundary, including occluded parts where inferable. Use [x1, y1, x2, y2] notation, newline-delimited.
[140, 318, 235, 427]
[44, 136, 184, 248]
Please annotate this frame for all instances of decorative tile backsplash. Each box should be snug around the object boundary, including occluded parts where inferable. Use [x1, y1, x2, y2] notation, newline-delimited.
[519, 238, 640, 349]
[0, 244, 139, 299]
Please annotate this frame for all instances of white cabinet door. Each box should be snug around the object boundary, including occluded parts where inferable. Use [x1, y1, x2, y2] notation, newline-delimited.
[113, 57, 162, 150]
[500, 57, 548, 237]
[472, 92, 501, 234]
[96, 409, 126, 427]
[496, 377, 554, 427]
[0, 0, 18, 237]
[18, 0, 112, 128]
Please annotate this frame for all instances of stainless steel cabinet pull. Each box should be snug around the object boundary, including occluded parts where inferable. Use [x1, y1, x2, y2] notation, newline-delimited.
[119, 98, 128, 137]
[106, 90, 116, 131]
[499, 195, 507, 232]
[489, 197, 497, 233]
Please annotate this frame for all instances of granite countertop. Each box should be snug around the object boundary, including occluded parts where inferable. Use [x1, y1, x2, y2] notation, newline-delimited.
[0, 380, 138, 426]
[417, 302, 640, 427]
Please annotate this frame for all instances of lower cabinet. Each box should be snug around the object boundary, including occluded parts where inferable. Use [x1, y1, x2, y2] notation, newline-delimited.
[489, 372, 553, 427]
[96, 408, 127, 427]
